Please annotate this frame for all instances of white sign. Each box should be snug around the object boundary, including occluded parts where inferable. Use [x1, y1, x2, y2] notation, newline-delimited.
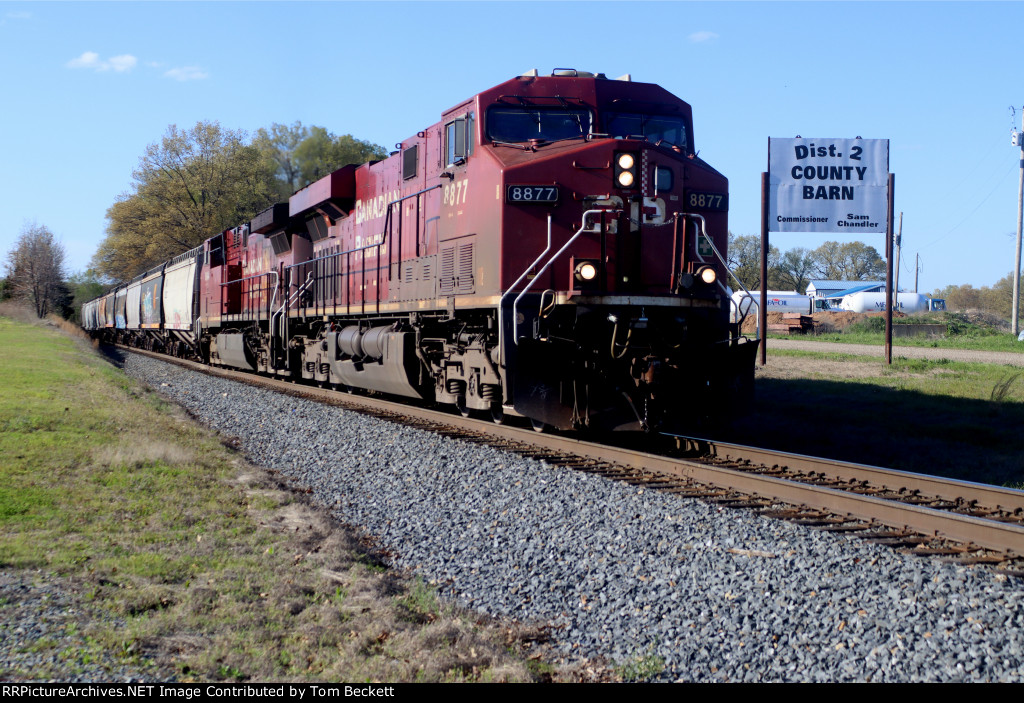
[769, 138, 889, 233]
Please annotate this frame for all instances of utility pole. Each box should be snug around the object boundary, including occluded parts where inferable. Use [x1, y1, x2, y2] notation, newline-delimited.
[894, 212, 903, 306]
[915, 253, 919, 293]
[1012, 107, 1024, 336]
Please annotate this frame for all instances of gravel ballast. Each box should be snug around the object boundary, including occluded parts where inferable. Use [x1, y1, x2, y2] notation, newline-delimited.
[0, 571, 171, 682]
[122, 353, 1024, 682]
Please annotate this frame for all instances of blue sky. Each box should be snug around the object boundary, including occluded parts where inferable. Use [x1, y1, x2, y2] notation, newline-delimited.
[1, 1, 1021, 294]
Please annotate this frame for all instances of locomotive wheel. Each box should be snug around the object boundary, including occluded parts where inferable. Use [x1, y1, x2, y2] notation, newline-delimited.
[530, 418, 548, 433]
[490, 404, 505, 425]
[455, 396, 472, 418]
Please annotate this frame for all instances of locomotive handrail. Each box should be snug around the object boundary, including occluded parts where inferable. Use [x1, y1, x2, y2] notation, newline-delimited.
[283, 272, 315, 308]
[271, 272, 314, 354]
[494, 208, 617, 409]
[682, 213, 760, 340]
[220, 270, 279, 323]
[381, 183, 443, 279]
[284, 245, 381, 320]
[272, 271, 315, 324]
[284, 242, 384, 268]
[284, 185, 442, 274]
[509, 208, 610, 348]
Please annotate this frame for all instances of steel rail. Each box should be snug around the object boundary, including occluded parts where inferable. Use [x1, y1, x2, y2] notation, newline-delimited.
[667, 435, 1024, 514]
[118, 346, 1024, 556]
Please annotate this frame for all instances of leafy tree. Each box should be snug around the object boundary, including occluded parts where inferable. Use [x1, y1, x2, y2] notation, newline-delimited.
[810, 240, 885, 281]
[96, 121, 390, 282]
[725, 236, 886, 297]
[67, 269, 108, 323]
[292, 127, 387, 188]
[841, 241, 886, 280]
[95, 121, 278, 281]
[254, 121, 308, 199]
[727, 233, 779, 291]
[255, 122, 388, 199]
[4, 223, 69, 317]
[775, 247, 815, 294]
[983, 272, 1024, 321]
[931, 274, 1024, 325]
[932, 283, 981, 312]
[809, 240, 844, 280]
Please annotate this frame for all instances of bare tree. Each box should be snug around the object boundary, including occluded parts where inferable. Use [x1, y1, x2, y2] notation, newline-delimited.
[5, 223, 68, 317]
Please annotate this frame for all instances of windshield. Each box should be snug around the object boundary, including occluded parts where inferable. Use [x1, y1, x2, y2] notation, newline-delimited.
[486, 106, 593, 143]
[605, 112, 688, 149]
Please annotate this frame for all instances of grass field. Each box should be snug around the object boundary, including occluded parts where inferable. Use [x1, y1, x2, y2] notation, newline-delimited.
[775, 311, 1024, 353]
[0, 310, 551, 682]
[788, 330, 1024, 352]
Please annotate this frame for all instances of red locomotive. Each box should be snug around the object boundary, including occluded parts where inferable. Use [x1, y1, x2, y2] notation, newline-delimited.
[84, 69, 757, 432]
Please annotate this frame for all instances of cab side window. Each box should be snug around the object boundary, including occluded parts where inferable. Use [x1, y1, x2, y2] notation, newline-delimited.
[445, 113, 474, 166]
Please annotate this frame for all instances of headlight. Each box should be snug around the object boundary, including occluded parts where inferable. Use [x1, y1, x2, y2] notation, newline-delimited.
[576, 262, 597, 280]
[614, 151, 638, 190]
[697, 266, 717, 285]
[574, 259, 600, 289]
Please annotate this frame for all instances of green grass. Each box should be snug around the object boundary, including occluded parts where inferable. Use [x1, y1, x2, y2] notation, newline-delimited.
[0, 313, 544, 682]
[768, 349, 1024, 402]
[795, 330, 1024, 352]
[775, 311, 1024, 352]
[614, 646, 666, 681]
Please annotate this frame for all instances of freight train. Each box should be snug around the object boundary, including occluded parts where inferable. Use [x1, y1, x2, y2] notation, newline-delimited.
[83, 69, 758, 432]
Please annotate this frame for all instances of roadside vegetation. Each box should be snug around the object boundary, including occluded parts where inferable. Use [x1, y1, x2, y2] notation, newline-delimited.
[766, 310, 1024, 353]
[0, 306, 601, 682]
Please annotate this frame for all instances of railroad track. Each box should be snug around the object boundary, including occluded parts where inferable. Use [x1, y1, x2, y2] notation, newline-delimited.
[117, 345, 1024, 572]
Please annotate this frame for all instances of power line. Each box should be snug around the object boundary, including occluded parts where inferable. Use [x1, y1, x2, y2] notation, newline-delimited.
[918, 161, 1016, 250]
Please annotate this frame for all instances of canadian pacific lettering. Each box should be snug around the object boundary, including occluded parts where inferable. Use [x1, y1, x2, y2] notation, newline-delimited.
[354, 190, 400, 225]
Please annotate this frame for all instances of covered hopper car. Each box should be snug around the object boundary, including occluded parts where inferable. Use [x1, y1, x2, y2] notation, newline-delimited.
[84, 69, 758, 432]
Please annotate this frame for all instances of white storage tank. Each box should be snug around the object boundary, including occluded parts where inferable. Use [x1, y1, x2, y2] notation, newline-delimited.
[730, 290, 813, 322]
[839, 291, 929, 314]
